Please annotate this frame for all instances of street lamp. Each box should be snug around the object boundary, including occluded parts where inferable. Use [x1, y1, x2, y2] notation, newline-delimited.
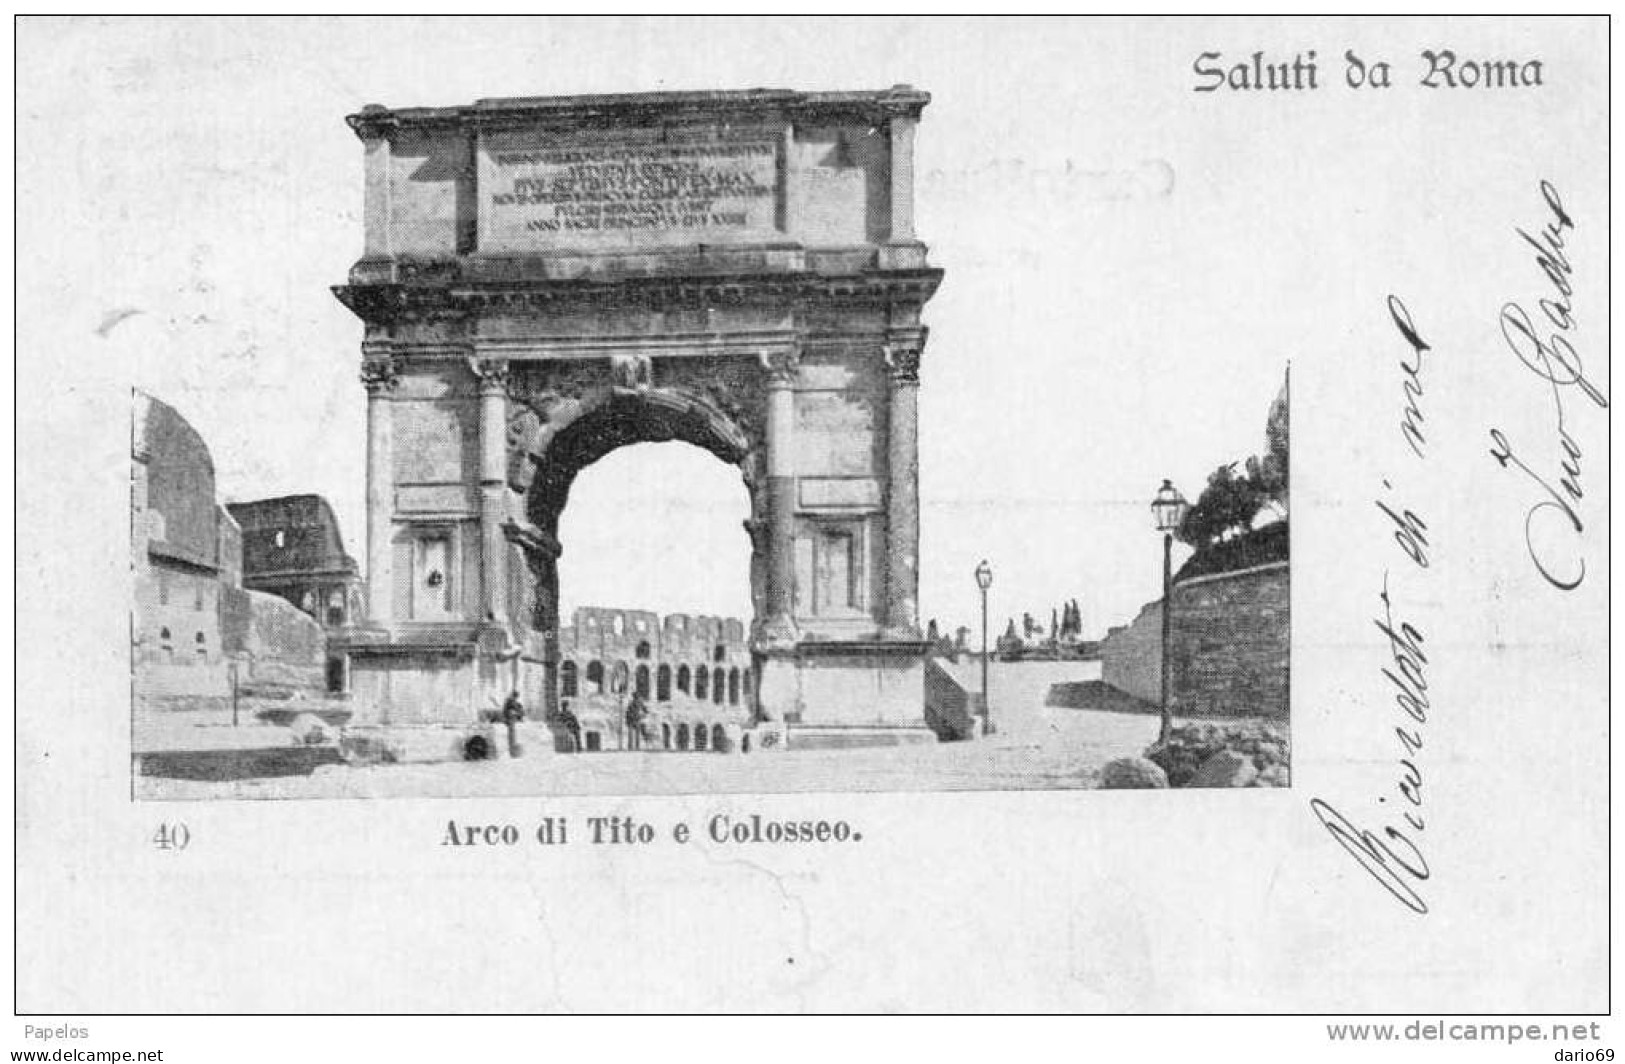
[974, 559, 993, 735]
[1151, 480, 1189, 744]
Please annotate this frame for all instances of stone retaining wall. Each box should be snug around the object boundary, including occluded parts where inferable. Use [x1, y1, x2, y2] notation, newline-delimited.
[1099, 561, 1288, 719]
[1099, 600, 1162, 705]
[1169, 562, 1288, 719]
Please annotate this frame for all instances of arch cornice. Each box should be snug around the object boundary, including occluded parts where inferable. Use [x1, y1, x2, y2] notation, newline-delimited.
[333, 269, 942, 326]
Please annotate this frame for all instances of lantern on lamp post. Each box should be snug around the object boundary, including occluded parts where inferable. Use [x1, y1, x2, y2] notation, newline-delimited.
[974, 559, 993, 735]
[1151, 480, 1189, 744]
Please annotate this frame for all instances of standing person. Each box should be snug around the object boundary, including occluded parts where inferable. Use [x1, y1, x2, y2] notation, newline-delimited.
[557, 699, 582, 753]
[624, 692, 647, 751]
[500, 689, 525, 758]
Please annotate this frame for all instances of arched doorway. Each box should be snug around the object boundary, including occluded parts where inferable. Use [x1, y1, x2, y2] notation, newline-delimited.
[555, 440, 753, 644]
[518, 389, 765, 720]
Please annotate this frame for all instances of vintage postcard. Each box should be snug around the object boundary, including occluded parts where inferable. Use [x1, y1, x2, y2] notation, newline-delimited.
[13, 15, 1609, 1025]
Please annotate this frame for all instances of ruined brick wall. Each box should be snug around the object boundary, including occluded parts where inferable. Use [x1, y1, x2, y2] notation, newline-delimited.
[227, 495, 360, 585]
[558, 607, 752, 710]
[234, 590, 327, 693]
[1169, 562, 1288, 719]
[219, 584, 253, 656]
[131, 393, 231, 699]
[133, 563, 230, 698]
[216, 507, 242, 588]
[136, 394, 218, 570]
[1099, 599, 1163, 705]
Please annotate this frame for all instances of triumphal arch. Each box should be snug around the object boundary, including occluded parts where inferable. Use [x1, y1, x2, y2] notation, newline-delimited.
[333, 88, 942, 748]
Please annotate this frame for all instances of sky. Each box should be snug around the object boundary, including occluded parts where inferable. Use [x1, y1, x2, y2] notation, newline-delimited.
[21, 15, 1594, 639]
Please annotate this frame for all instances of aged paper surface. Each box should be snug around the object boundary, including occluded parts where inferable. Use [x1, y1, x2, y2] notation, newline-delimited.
[13, 15, 1608, 1017]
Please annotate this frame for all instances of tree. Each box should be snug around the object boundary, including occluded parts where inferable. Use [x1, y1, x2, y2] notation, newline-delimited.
[1176, 462, 1266, 548]
[1175, 369, 1289, 549]
[1259, 380, 1289, 509]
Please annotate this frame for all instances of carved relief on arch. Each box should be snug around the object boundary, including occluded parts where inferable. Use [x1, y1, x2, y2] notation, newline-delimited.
[502, 360, 603, 493]
[501, 355, 770, 497]
[609, 353, 653, 390]
[654, 355, 769, 468]
[505, 403, 544, 493]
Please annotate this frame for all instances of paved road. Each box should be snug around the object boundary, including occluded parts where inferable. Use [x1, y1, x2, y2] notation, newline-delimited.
[137, 661, 1168, 799]
[935, 659, 1107, 736]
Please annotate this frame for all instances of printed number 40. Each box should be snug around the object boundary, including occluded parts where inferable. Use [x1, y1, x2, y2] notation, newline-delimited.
[151, 822, 190, 852]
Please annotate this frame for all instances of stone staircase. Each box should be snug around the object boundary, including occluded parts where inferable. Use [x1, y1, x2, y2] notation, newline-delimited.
[923, 657, 984, 741]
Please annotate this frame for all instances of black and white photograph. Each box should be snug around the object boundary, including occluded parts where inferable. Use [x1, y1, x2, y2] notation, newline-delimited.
[13, 13, 1609, 1038]
[125, 77, 1290, 801]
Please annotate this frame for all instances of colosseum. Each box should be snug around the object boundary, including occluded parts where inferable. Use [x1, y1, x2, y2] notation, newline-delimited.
[554, 607, 758, 753]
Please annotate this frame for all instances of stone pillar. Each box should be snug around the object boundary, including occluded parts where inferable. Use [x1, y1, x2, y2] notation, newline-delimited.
[888, 115, 917, 242]
[884, 334, 924, 638]
[755, 348, 801, 722]
[360, 354, 399, 627]
[360, 130, 392, 261]
[470, 356, 510, 625]
[507, 523, 562, 712]
[759, 348, 801, 645]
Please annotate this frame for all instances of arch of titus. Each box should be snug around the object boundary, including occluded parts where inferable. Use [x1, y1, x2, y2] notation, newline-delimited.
[333, 88, 943, 746]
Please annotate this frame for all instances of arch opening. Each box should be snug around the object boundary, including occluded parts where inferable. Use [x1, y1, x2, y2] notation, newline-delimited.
[518, 388, 763, 723]
[555, 442, 754, 621]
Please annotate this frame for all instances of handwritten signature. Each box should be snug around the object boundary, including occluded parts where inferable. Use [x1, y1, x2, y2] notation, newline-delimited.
[1312, 574, 1432, 914]
[1487, 181, 1608, 590]
[1310, 298, 1435, 915]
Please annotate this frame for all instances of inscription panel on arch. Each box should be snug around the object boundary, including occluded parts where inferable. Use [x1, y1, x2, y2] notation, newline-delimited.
[479, 131, 782, 252]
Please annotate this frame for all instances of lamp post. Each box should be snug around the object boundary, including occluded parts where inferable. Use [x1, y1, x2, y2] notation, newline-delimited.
[974, 559, 993, 735]
[1151, 480, 1189, 744]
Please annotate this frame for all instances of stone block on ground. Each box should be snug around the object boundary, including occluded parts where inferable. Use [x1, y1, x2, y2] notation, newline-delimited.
[1101, 756, 1169, 789]
[287, 712, 332, 746]
[1146, 721, 1291, 786]
[1254, 763, 1290, 787]
[340, 726, 480, 765]
[507, 721, 554, 759]
[1189, 749, 1258, 788]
